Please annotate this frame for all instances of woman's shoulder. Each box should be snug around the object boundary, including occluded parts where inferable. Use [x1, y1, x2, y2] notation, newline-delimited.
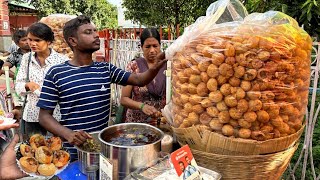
[50, 49, 70, 61]
[126, 59, 140, 72]
[20, 52, 33, 64]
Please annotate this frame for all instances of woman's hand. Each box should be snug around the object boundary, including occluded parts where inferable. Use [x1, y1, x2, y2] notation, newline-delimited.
[0, 122, 19, 131]
[0, 110, 20, 130]
[142, 104, 159, 117]
[0, 134, 28, 179]
[66, 130, 92, 146]
[26, 82, 40, 92]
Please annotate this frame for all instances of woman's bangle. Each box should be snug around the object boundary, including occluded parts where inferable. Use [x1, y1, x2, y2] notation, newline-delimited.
[140, 103, 145, 110]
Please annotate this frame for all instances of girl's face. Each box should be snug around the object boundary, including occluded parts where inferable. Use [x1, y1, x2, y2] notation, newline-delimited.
[142, 37, 160, 62]
[27, 33, 51, 53]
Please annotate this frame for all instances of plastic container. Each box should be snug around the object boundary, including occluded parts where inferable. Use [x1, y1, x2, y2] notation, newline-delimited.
[125, 154, 221, 180]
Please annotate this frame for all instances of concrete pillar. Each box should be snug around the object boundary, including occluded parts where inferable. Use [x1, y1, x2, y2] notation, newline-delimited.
[0, 0, 12, 52]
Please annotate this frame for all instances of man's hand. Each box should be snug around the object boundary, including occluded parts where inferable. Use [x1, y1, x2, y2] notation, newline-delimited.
[0, 134, 28, 179]
[11, 109, 22, 121]
[26, 82, 40, 92]
[127, 52, 167, 86]
[66, 130, 92, 146]
[153, 52, 167, 70]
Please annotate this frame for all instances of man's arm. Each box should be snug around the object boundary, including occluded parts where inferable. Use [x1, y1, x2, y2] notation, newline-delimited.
[39, 109, 72, 140]
[126, 52, 166, 86]
[0, 62, 14, 78]
[2, 51, 10, 57]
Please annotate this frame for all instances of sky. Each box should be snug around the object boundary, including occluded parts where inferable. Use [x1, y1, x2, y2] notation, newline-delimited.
[107, 0, 142, 28]
[107, 0, 122, 7]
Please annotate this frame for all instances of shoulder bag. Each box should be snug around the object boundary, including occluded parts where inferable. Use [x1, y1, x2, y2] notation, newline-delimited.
[19, 53, 32, 135]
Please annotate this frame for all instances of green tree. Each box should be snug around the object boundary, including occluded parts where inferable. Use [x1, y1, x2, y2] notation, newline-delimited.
[29, 0, 117, 29]
[244, 0, 320, 39]
[122, 0, 214, 38]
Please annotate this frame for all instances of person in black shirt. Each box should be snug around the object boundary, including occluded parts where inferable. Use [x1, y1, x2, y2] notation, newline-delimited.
[0, 30, 30, 78]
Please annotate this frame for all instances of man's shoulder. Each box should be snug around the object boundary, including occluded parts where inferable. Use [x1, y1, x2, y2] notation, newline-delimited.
[11, 48, 20, 54]
[93, 61, 109, 67]
[93, 61, 120, 70]
[9, 48, 23, 56]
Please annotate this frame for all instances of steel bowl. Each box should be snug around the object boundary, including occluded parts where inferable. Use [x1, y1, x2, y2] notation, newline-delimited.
[99, 123, 164, 180]
[75, 132, 100, 176]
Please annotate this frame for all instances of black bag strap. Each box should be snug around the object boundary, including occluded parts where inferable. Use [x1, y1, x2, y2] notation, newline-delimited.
[20, 53, 32, 135]
[26, 53, 31, 82]
[23, 53, 32, 102]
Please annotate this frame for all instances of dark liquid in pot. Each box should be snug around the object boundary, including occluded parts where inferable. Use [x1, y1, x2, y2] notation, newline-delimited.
[106, 127, 160, 146]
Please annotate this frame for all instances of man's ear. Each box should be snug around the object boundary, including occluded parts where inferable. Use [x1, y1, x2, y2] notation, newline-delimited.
[68, 37, 77, 48]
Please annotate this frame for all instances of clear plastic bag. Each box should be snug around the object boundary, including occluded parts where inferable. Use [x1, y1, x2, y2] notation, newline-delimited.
[167, 0, 312, 141]
[40, 14, 77, 59]
[166, 0, 248, 60]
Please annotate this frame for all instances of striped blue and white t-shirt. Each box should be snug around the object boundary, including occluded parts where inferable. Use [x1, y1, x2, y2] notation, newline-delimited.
[37, 61, 130, 158]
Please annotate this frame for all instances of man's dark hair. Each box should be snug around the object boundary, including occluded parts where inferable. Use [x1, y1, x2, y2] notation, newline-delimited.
[27, 22, 54, 42]
[63, 15, 91, 49]
[179, 161, 184, 165]
[0, 60, 4, 69]
[140, 28, 161, 46]
[12, 29, 27, 44]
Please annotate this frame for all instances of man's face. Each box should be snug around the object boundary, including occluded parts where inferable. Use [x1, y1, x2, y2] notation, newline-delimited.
[186, 157, 191, 165]
[17, 37, 30, 51]
[74, 23, 100, 53]
[179, 162, 185, 171]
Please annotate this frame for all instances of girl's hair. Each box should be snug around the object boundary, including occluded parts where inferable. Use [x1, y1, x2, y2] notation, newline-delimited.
[27, 22, 54, 42]
[140, 28, 160, 46]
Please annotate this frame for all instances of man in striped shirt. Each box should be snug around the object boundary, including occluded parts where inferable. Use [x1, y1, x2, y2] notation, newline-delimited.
[37, 15, 166, 159]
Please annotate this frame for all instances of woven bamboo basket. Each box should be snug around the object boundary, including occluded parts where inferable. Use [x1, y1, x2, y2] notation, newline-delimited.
[172, 125, 304, 155]
[191, 143, 298, 180]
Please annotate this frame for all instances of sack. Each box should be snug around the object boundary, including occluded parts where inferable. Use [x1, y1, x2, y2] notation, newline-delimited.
[40, 14, 76, 59]
[166, 0, 312, 141]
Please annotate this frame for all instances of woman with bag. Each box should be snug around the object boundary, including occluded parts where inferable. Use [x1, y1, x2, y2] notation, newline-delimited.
[15, 22, 69, 137]
[120, 28, 167, 124]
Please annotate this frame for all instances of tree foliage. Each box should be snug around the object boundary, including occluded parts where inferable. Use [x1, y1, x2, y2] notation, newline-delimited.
[28, 0, 118, 29]
[122, 0, 214, 28]
[123, 0, 320, 39]
[244, 0, 320, 39]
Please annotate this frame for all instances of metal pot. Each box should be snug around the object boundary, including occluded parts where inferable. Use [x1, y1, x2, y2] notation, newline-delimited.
[75, 132, 100, 176]
[99, 123, 164, 180]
